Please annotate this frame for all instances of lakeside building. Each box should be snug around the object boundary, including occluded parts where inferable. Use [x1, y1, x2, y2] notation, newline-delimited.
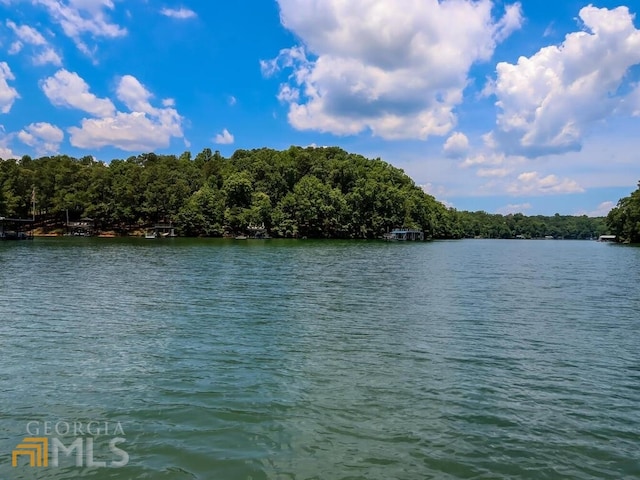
[247, 223, 271, 239]
[597, 235, 617, 242]
[67, 218, 95, 236]
[0, 217, 34, 240]
[145, 223, 177, 239]
[383, 228, 424, 241]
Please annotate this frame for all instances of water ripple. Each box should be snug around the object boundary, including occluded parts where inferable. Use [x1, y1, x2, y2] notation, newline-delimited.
[1, 238, 639, 479]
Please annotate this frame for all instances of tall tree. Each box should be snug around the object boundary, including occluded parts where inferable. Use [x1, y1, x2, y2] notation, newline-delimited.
[607, 181, 640, 243]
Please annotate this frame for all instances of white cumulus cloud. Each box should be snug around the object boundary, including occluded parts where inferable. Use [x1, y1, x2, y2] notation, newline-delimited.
[461, 152, 508, 168]
[507, 171, 584, 195]
[64, 74, 185, 151]
[459, 146, 526, 180]
[0, 62, 19, 114]
[69, 112, 177, 151]
[0, 145, 16, 159]
[0, 126, 17, 159]
[214, 128, 234, 145]
[444, 132, 470, 158]
[42, 69, 116, 117]
[266, 0, 522, 140]
[18, 122, 64, 155]
[42, 70, 184, 151]
[116, 74, 156, 113]
[490, 5, 640, 157]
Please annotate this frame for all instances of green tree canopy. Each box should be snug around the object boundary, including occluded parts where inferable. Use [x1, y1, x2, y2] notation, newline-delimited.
[0, 146, 609, 240]
[607, 181, 640, 243]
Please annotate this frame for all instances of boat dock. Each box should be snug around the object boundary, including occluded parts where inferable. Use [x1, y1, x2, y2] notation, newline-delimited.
[67, 217, 95, 236]
[145, 223, 177, 239]
[597, 235, 617, 242]
[0, 217, 34, 240]
[383, 228, 424, 241]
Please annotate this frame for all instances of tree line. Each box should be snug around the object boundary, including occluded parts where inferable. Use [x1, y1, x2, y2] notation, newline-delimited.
[606, 181, 640, 243]
[0, 146, 610, 240]
[0, 147, 456, 238]
[456, 211, 606, 240]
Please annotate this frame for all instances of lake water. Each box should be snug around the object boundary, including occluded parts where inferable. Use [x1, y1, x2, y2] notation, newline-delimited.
[1, 238, 639, 479]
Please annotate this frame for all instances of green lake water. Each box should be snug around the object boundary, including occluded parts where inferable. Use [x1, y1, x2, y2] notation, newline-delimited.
[1, 238, 639, 479]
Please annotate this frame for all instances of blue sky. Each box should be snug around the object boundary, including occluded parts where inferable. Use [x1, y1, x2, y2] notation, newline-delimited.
[1, 0, 640, 216]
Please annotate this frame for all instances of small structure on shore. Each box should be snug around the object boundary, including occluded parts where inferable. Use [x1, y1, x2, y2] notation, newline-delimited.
[597, 235, 617, 242]
[145, 223, 177, 239]
[247, 223, 271, 239]
[0, 217, 34, 240]
[383, 228, 424, 241]
[67, 217, 95, 236]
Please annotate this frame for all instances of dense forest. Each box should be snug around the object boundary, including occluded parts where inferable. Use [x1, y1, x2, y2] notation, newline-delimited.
[606, 181, 640, 243]
[457, 211, 606, 240]
[0, 146, 608, 240]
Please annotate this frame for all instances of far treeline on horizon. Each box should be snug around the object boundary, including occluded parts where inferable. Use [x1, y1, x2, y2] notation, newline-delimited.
[1, 147, 639, 242]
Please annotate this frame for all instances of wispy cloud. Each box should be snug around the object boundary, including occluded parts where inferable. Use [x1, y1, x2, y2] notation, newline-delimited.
[543, 21, 555, 38]
[6, 20, 47, 45]
[33, 0, 127, 59]
[575, 201, 616, 217]
[5, 20, 62, 65]
[496, 203, 532, 215]
[477, 167, 511, 178]
[33, 47, 62, 66]
[160, 7, 196, 19]
[507, 172, 584, 195]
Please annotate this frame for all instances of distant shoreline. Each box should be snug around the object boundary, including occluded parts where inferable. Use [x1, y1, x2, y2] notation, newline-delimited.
[26, 233, 607, 241]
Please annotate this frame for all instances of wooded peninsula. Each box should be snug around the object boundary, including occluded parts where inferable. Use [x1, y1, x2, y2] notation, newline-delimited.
[1, 146, 636, 241]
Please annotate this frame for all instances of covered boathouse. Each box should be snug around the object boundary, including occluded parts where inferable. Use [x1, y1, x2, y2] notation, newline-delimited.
[383, 228, 424, 241]
[0, 217, 34, 240]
